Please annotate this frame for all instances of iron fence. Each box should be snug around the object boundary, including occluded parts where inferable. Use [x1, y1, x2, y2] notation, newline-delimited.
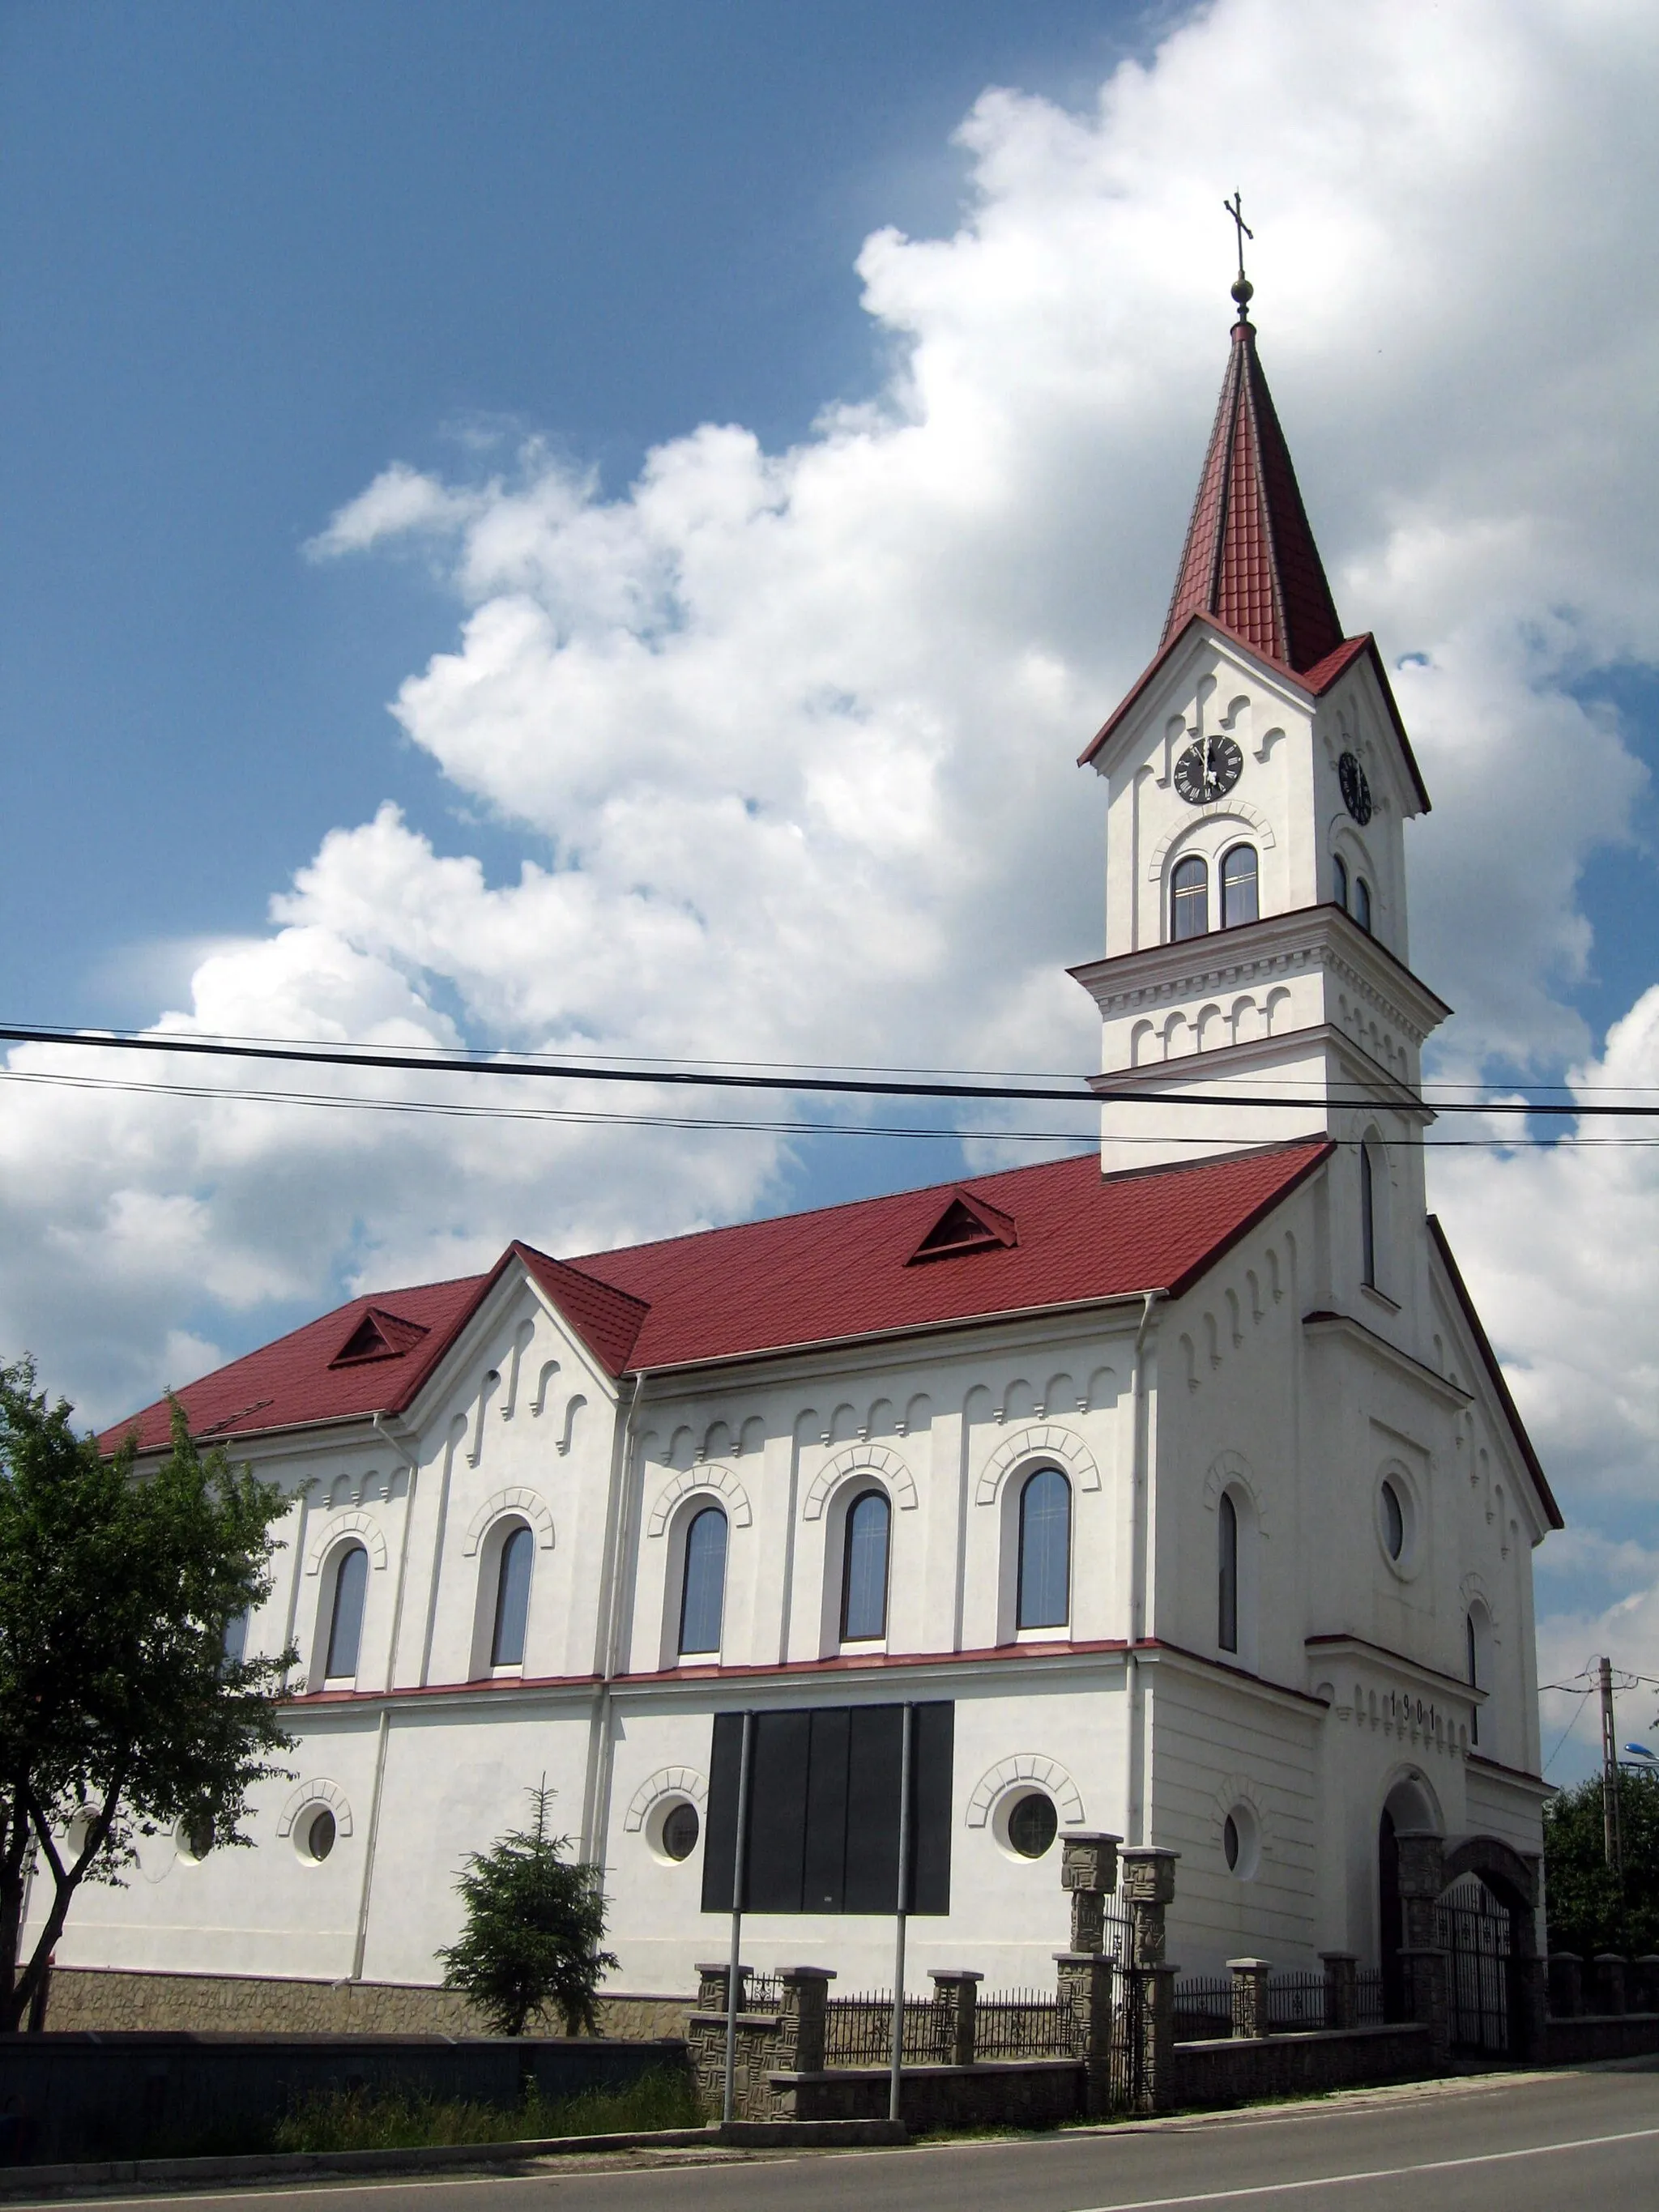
[1354, 1967, 1385, 2027]
[1265, 1970, 1329, 2033]
[744, 1972, 784, 2012]
[1173, 1974, 1234, 2041]
[823, 1993, 937, 2066]
[973, 1988, 1077, 2060]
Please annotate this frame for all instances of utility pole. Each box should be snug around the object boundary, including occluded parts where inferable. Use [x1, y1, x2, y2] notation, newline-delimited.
[1601, 1656, 1623, 1875]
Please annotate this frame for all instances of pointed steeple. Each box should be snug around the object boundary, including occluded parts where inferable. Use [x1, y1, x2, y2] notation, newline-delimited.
[1162, 304, 1345, 676]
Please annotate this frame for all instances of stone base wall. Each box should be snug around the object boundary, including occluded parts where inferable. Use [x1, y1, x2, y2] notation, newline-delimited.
[775, 2060, 1085, 2130]
[1542, 2012, 1659, 2066]
[1171, 2025, 1433, 2108]
[40, 1967, 689, 2044]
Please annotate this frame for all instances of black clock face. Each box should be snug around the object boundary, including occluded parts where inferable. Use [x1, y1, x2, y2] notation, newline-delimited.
[1338, 751, 1372, 825]
[1173, 734, 1243, 806]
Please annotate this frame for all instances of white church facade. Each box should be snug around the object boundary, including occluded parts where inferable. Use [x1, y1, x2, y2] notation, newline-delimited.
[50, 296, 1561, 2005]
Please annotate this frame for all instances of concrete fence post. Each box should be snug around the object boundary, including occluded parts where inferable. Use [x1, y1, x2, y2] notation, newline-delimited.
[1120, 1847, 1179, 2112]
[1319, 1951, 1357, 2031]
[778, 1968, 834, 2074]
[695, 1961, 752, 2014]
[1060, 1831, 1123, 1955]
[1546, 1952, 1583, 2018]
[1592, 1954, 1628, 2016]
[1633, 1956, 1659, 2014]
[1054, 1952, 1115, 2117]
[1391, 1830, 1449, 2061]
[928, 1971, 981, 2066]
[1228, 1958, 1273, 2041]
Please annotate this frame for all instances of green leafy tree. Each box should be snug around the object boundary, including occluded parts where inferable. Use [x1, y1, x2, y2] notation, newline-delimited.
[0, 1357, 296, 2031]
[1543, 1769, 1659, 1959]
[437, 1784, 619, 2035]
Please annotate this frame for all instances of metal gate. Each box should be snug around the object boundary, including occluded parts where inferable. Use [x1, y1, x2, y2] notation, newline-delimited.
[1435, 1872, 1512, 2055]
[1103, 1899, 1148, 2112]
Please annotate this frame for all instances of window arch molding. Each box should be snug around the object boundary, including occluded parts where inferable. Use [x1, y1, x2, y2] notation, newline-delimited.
[463, 1487, 555, 1558]
[1145, 803, 1276, 882]
[1201, 1450, 1270, 1534]
[975, 1424, 1101, 1507]
[648, 1461, 752, 1537]
[305, 1511, 387, 1576]
[623, 1766, 708, 1834]
[966, 1754, 1085, 1830]
[276, 1777, 354, 1841]
[803, 1443, 916, 1522]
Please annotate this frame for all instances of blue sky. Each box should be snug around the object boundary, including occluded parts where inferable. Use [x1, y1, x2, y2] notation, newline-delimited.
[0, 0, 1155, 1029]
[6, 2, 1659, 1781]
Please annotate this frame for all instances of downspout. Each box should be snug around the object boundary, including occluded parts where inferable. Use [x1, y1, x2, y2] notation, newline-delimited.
[1125, 1289, 1162, 1848]
[582, 1368, 649, 1868]
[349, 1413, 421, 1984]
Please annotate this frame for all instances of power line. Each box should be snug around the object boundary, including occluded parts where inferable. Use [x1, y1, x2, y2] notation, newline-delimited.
[3, 1019, 1659, 1118]
[5, 1064, 1659, 1147]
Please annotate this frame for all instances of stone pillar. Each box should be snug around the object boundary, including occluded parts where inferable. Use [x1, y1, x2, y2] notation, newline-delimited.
[778, 1968, 834, 2073]
[1320, 1951, 1357, 2031]
[928, 1971, 981, 2066]
[1120, 1847, 1179, 2112]
[1547, 1952, 1583, 2018]
[1054, 1952, 1115, 2117]
[1633, 1956, 1659, 2014]
[696, 1961, 753, 2014]
[1504, 1898, 1546, 2060]
[1392, 1832, 1448, 2060]
[1060, 1831, 1123, 1953]
[1228, 1958, 1273, 2040]
[1593, 1954, 1628, 2015]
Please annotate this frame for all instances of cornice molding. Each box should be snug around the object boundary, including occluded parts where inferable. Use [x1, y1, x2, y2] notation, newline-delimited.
[1301, 1308, 1473, 1408]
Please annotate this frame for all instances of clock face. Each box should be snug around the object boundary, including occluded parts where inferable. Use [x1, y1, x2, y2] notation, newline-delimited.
[1173, 734, 1243, 806]
[1338, 751, 1373, 825]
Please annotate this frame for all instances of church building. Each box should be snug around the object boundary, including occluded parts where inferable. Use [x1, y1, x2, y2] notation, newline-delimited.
[53, 286, 1561, 2006]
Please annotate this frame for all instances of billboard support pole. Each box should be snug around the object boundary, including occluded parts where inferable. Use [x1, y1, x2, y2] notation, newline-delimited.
[888, 1702, 915, 2125]
[722, 1709, 755, 2126]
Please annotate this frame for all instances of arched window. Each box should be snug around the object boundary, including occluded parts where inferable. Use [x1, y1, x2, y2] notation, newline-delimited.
[1354, 876, 1372, 934]
[490, 1524, 534, 1668]
[841, 1490, 890, 1642]
[1333, 853, 1349, 911]
[1220, 844, 1259, 928]
[221, 1610, 249, 1673]
[1171, 855, 1209, 941]
[678, 1506, 728, 1657]
[1466, 1602, 1493, 1747]
[1218, 1491, 1239, 1653]
[1360, 1144, 1378, 1288]
[325, 1544, 368, 1681]
[1016, 1468, 1071, 1630]
[1466, 1609, 1480, 1746]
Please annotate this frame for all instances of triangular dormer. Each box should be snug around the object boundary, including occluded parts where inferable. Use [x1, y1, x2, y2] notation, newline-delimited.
[906, 1189, 1018, 1264]
[328, 1306, 432, 1368]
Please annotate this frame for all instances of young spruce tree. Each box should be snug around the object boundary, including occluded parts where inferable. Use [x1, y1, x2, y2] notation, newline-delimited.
[437, 1784, 619, 2036]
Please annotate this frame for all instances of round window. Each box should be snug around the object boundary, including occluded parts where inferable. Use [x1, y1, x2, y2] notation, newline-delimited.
[186, 1813, 215, 1862]
[1380, 1479, 1405, 1562]
[661, 1802, 700, 1862]
[1007, 1792, 1058, 1860]
[1222, 1813, 1239, 1871]
[1221, 1801, 1260, 1879]
[305, 1807, 336, 1863]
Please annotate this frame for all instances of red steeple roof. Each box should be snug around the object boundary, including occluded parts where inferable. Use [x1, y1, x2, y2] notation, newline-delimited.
[1162, 314, 1345, 676]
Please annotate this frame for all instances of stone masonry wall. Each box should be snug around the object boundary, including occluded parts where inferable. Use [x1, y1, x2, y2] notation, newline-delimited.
[41, 1966, 688, 2043]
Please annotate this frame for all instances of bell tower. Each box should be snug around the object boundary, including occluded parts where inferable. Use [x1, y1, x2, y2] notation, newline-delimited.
[1070, 273, 1447, 1187]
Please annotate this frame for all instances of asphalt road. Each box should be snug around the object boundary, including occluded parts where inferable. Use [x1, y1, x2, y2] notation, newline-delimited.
[21, 2064, 1659, 2212]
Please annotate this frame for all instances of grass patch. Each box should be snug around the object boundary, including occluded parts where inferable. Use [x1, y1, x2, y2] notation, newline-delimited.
[270, 2068, 705, 2153]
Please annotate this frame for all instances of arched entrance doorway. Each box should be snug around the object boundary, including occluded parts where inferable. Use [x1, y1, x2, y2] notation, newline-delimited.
[1435, 1839, 1538, 2057]
[1377, 1776, 1438, 2023]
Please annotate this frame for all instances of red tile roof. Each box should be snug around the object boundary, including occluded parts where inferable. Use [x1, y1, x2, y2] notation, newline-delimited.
[101, 1141, 1331, 1454]
[1163, 317, 1344, 674]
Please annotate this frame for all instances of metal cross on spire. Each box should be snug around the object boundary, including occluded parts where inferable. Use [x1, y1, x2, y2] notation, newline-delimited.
[1222, 190, 1255, 322]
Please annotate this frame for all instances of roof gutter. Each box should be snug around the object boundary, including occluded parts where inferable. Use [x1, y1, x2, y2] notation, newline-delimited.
[582, 1368, 650, 1869]
[1124, 1289, 1163, 1847]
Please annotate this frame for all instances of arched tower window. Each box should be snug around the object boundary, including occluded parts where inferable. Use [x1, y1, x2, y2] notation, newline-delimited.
[489, 1524, 534, 1668]
[841, 1489, 890, 1642]
[1333, 853, 1350, 912]
[1218, 1491, 1239, 1654]
[1360, 1144, 1378, 1288]
[1354, 876, 1372, 934]
[678, 1505, 729, 1657]
[1220, 844, 1259, 928]
[325, 1543, 368, 1681]
[1171, 855, 1209, 941]
[1016, 1468, 1071, 1630]
[1466, 1602, 1493, 1748]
